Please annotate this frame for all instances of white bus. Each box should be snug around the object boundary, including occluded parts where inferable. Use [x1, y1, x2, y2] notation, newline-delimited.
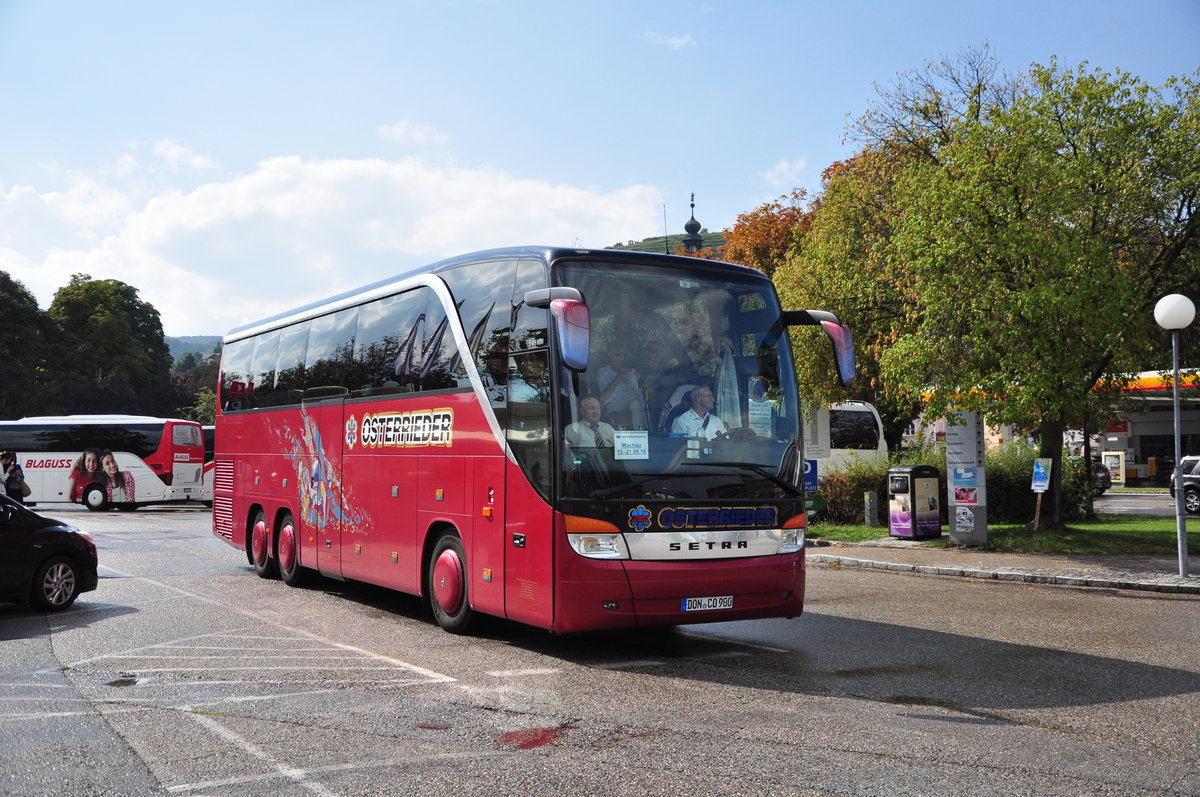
[806, 401, 888, 479]
[0, 415, 206, 510]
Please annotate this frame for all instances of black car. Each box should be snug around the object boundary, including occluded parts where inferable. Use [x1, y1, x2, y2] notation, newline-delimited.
[0, 495, 98, 611]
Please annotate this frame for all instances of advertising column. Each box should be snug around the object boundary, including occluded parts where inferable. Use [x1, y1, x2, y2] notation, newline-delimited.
[946, 410, 987, 545]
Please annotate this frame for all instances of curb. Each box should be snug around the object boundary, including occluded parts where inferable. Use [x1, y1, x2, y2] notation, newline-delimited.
[806, 552, 1200, 595]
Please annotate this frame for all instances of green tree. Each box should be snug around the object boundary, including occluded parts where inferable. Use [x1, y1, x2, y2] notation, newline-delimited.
[180, 386, 216, 425]
[838, 51, 1200, 526]
[777, 151, 927, 451]
[174, 351, 200, 372]
[0, 272, 52, 418]
[46, 275, 175, 415]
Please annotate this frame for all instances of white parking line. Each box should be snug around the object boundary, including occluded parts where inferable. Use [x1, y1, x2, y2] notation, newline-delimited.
[486, 668, 561, 677]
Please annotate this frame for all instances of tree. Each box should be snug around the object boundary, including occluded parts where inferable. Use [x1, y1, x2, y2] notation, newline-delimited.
[0, 272, 52, 418]
[46, 275, 175, 415]
[843, 52, 1200, 526]
[174, 351, 200, 372]
[776, 151, 928, 450]
[180, 386, 216, 425]
[723, 189, 814, 279]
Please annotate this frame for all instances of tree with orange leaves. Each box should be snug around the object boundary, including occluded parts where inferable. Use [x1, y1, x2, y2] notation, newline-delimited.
[722, 188, 814, 279]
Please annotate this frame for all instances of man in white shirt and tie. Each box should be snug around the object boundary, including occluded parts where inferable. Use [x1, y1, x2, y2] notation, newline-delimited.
[671, 384, 728, 440]
[565, 396, 616, 448]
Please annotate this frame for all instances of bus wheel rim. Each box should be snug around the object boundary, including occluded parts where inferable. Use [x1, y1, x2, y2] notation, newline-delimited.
[432, 549, 463, 614]
[251, 520, 268, 563]
[279, 523, 296, 572]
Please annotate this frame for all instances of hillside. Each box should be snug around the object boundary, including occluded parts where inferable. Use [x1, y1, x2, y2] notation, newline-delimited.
[166, 335, 222, 360]
[608, 231, 727, 255]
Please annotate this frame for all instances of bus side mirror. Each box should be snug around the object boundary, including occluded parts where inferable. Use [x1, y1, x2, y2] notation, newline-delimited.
[783, 309, 855, 387]
[551, 299, 590, 372]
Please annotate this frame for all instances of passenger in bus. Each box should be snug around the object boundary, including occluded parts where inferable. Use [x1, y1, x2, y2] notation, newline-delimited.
[1, 450, 27, 504]
[99, 451, 136, 503]
[509, 356, 549, 402]
[479, 344, 508, 405]
[596, 348, 645, 429]
[670, 384, 729, 440]
[565, 397, 615, 448]
[68, 448, 104, 502]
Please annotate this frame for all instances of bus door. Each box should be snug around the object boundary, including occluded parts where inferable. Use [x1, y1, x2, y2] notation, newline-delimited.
[501, 344, 555, 628]
[304, 393, 347, 579]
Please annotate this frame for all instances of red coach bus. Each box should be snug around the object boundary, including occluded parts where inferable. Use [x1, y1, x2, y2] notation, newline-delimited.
[0, 415, 206, 510]
[213, 247, 853, 633]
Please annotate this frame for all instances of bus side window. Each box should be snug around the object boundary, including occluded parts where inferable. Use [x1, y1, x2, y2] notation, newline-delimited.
[304, 307, 359, 396]
[352, 290, 425, 396]
[219, 338, 255, 412]
[508, 349, 551, 497]
[274, 322, 310, 406]
[440, 262, 517, 390]
[248, 329, 280, 408]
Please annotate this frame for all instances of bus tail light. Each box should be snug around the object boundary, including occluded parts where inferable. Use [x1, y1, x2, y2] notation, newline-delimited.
[563, 514, 629, 560]
[779, 513, 807, 553]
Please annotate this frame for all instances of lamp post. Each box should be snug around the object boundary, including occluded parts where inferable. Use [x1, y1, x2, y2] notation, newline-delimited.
[1154, 293, 1195, 578]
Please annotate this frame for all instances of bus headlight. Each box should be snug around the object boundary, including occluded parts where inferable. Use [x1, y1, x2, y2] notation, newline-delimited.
[567, 533, 630, 559]
[778, 528, 805, 553]
[780, 513, 807, 553]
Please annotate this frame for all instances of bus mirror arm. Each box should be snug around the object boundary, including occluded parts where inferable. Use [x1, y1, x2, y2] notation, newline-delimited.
[782, 309, 855, 387]
[524, 287, 584, 308]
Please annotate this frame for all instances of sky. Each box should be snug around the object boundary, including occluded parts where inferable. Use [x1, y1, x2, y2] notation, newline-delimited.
[1, 1, 1197, 337]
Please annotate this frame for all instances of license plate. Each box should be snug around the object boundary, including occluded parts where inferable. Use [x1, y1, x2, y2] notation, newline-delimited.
[681, 595, 733, 612]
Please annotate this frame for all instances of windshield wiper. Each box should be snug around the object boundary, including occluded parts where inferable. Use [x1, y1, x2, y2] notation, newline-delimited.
[688, 461, 801, 496]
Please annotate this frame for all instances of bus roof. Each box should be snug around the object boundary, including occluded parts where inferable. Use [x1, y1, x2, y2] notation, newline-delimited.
[222, 245, 769, 341]
[6, 415, 196, 425]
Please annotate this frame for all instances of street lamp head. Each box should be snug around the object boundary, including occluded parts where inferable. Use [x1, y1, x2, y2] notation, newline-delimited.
[1154, 294, 1195, 331]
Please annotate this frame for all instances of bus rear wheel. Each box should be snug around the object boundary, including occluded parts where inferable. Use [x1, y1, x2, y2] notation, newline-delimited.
[278, 514, 309, 587]
[428, 532, 474, 634]
[250, 512, 278, 579]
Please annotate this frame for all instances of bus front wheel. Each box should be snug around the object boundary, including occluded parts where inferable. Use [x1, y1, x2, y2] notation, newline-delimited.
[428, 532, 474, 634]
[250, 512, 278, 579]
[83, 484, 108, 512]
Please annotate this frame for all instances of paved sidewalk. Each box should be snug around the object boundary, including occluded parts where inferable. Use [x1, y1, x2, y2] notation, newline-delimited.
[807, 537, 1200, 594]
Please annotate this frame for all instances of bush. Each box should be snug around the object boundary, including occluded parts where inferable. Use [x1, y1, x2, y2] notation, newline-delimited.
[814, 441, 1095, 527]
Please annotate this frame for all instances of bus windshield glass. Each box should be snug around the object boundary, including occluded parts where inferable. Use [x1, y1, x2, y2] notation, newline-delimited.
[553, 259, 801, 501]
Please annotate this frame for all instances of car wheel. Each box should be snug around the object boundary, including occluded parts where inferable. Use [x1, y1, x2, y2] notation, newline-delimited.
[1185, 489, 1200, 516]
[83, 484, 108, 512]
[278, 513, 309, 587]
[250, 511, 278, 578]
[427, 531, 474, 634]
[31, 556, 81, 611]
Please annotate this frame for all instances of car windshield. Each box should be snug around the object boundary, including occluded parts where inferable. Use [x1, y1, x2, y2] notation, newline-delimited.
[550, 259, 802, 501]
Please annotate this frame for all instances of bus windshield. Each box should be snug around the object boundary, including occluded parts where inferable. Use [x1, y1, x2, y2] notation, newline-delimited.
[551, 259, 801, 501]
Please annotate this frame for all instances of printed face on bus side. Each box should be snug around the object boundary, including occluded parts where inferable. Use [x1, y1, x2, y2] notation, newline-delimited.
[85, 451, 98, 470]
[103, 454, 118, 474]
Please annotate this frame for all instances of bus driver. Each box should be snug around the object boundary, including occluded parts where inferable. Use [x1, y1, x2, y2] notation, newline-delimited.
[671, 384, 728, 441]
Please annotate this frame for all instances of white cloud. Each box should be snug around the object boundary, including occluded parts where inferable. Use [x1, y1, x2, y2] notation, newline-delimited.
[643, 32, 697, 50]
[153, 139, 218, 171]
[760, 158, 807, 187]
[0, 154, 662, 336]
[378, 120, 451, 147]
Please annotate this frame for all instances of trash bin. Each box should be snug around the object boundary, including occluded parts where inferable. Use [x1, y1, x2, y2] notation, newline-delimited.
[887, 465, 941, 539]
